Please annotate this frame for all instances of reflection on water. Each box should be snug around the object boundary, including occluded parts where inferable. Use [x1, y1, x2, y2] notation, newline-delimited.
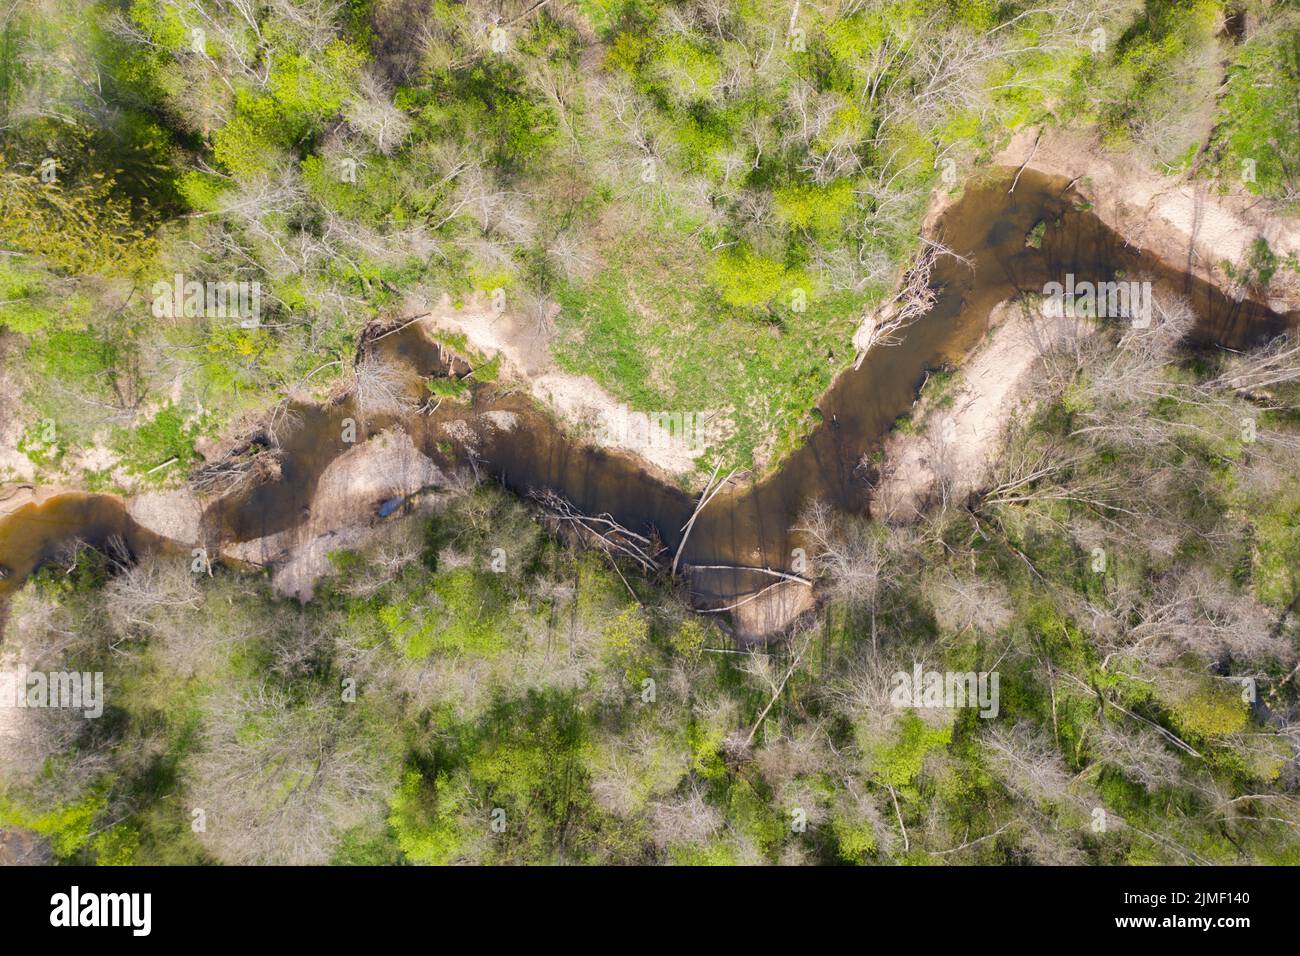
[2, 169, 1294, 617]
[0, 492, 174, 603]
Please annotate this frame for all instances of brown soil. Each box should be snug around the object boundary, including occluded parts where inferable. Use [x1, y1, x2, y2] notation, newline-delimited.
[220, 427, 446, 600]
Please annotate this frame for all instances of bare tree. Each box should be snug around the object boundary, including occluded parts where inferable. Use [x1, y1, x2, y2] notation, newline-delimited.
[1092, 723, 1185, 792]
[1114, 567, 1281, 668]
[795, 500, 919, 651]
[351, 354, 410, 420]
[345, 69, 412, 154]
[103, 556, 202, 643]
[648, 785, 724, 850]
[1210, 334, 1300, 398]
[188, 680, 397, 865]
[984, 722, 1074, 808]
[851, 241, 942, 369]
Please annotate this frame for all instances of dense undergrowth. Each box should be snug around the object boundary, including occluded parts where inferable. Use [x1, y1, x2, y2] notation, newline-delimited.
[1, 0, 1297, 483]
[3, 299, 1298, 864]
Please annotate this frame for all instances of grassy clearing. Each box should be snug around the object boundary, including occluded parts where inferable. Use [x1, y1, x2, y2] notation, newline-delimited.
[552, 215, 871, 472]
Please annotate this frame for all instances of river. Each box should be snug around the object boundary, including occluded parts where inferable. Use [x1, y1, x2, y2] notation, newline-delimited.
[1, 168, 1293, 620]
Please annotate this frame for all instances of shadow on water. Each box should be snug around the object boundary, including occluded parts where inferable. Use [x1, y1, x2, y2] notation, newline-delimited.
[0, 493, 177, 602]
[2, 169, 1294, 613]
[406, 168, 1293, 606]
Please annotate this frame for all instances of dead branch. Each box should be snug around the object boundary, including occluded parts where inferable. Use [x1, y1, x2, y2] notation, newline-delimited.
[530, 489, 665, 573]
[672, 464, 734, 577]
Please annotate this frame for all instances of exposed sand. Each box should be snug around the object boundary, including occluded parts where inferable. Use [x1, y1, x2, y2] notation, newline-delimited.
[872, 300, 1077, 521]
[998, 128, 1300, 312]
[221, 427, 446, 600]
[1, 485, 201, 547]
[730, 580, 817, 644]
[0, 415, 34, 483]
[0, 483, 47, 518]
[126, 489, 204, 547]
[420, 293, 709, 479]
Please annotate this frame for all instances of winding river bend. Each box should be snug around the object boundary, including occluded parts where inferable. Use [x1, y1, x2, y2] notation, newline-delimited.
[2, 169, 1294, 620]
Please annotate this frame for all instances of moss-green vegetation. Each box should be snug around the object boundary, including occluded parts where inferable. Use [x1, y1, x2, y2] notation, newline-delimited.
[1, 0, 1298, 869]
[6, 0, 1286, 487]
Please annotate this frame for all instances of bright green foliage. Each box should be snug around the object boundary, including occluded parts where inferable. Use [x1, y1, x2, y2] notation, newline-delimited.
[1165, 682, 1249, 740]
[92, 825, 142, 866]
[212, 92, 295, 179]
[870, 711, 953, 788]
[111, 403, 205, 481]
[426, 375, 473, 403]
[388, 770, 464, 865]
[0, 257, 70, 335]
[1213, 24, 1300, 202]
[0, 789, 108, 860]
[126, 0, 190, 52]
[176, 170, 231, 213]
[687, 718, 729, 781]
[604, 603, 652, 683]
[773, 180, 856, 238]
[711, 246, 799, 310]
[832, 814, 878, 862]
[1246, 481, 1300, 609]
[727, 779, 785, 853]
[379, 568, 509, 658]
[669, 617, 709, 661]
[460, 693, 593, 861]
[0, 163, 158, 277]
[267, 41, 366, 129]
[645, 35, 721, 105]
[670, 838, 741, 865]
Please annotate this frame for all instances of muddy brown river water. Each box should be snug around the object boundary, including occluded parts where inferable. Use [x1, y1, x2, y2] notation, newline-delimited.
[1, 169, 1294, 616]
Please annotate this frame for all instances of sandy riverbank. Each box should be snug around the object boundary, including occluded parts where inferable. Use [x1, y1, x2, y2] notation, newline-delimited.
[874, 129, 1299, 521]
[872, 299, 1076, 520]
[220, 427, 447, 601]
[997, 128, 1300, 313]
[419, 293, 709, 480]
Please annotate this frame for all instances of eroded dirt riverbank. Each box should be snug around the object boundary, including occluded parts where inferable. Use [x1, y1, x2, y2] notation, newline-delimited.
[3, 167, 1294, 640]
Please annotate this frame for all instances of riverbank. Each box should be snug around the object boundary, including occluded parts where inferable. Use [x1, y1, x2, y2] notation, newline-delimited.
[871, 299, 1054, 520]
[3, 163, 1293, 642]
[221, 427, 447, 601]
[870, 129, 1299, 523]
[418, 295, 712, 482]
[998, 127, 1300, 312]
